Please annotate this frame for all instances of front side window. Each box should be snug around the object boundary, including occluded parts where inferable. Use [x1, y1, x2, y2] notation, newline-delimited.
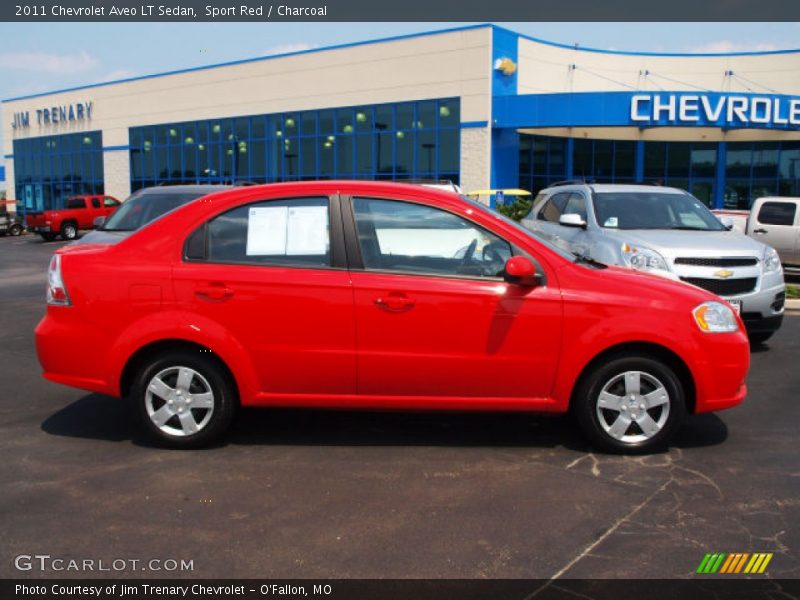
[537, 192, 569, 222]
[352, 197, 511, 279]
[203, 197, 330, 267]
[103, 197, 119, 208]
[563, 193, 587, 221]
[758, 201, 796, 226]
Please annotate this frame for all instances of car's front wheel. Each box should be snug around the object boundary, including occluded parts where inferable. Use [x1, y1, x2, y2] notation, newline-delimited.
[573, 355, 685, 454]
[131, 351, 237, 448]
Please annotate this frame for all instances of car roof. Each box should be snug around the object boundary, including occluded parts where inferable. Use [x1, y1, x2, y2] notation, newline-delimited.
[135, 184, 233, 195]
[543, 183, 687, 195]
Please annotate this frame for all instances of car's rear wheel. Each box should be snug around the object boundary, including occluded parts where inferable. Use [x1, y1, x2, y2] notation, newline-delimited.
[60, 222, 78, 240]
[573, 355, 685, 454]
[131, 351, 237, 448]
[9, 223, 23, 236]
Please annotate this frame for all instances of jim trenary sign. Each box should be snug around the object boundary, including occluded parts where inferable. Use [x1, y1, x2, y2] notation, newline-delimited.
[630, 93, 800, 128]
[10, 101, 93, 130]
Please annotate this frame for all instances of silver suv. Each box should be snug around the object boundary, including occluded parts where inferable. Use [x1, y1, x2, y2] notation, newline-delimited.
[521, 182, 785, 344]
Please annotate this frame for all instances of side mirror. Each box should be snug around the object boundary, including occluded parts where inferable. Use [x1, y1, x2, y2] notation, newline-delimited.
[559, 213, 587, 229]
[93, 216, 106, 228]
[719, 216, 734, 231]
[503, 256, 538, 287]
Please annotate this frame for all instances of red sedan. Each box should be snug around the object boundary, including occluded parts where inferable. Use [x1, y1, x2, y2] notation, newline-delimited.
[35, 181, 749, 452]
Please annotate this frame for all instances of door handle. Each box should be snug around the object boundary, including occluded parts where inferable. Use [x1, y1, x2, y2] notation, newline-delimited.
[753, 228, 768, 234]
[374, 293, 415, 312]
[196, 282, 233, 301]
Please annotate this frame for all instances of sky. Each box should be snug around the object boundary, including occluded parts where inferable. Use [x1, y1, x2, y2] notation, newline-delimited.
[0, 21, 798, 156]
[1, 22, 799, 103]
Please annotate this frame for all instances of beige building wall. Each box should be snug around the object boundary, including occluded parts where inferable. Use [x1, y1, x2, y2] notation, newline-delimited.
[3, 26, 493, 200]
[518, 38, 800, 95]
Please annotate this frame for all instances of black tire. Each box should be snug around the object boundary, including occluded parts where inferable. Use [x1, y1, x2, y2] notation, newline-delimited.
[572, 354, 686, 454]
[60, 221, 78, 240]
[9, 224, 23, 236]
[748, 331, 774, 345]
[40, 233, 57, 242]
[131, 351, 237, 449]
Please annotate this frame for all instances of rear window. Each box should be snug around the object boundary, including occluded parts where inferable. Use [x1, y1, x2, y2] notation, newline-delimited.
[102, 191, 206, 232]
[757, 201, 796, 226]
[66, 198, 85, 209]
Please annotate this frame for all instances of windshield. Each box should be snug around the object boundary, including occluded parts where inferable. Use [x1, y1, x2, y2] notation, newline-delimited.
[102, 190, 207, 231]
[459, 195, 577, 261]
[593, 191, 725, 231]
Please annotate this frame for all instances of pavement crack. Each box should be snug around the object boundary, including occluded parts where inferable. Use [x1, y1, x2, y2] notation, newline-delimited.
[524, 476, 674, 598]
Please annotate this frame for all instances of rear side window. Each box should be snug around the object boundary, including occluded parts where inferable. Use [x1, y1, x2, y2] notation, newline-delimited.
[199, 197, 331, 268]
[91, 198, 101, 208]
[537, 192, 570, 222]
[66, 198, 85, 209]
[757, 202, 796, 226]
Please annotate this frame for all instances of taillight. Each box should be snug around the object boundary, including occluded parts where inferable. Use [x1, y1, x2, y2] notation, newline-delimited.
[46, 254, 71, 306]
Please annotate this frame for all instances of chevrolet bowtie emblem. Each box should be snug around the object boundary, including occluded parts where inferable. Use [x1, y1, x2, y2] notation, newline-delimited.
[714, 269, 735, 278]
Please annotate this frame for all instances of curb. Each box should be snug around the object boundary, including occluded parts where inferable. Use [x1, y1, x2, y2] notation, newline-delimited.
[785, 298, 800, 313]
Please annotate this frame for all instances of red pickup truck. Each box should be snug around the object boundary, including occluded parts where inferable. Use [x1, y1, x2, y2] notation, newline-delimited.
[27, 195, 121, 241]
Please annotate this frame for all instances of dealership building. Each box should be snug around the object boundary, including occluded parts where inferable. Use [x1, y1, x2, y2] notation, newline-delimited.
[3, 23, 800, 213]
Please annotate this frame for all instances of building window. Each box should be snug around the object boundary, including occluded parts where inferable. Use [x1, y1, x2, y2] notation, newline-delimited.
[129, 99, 461, 191]
[643, 141, 717, 206]
[518, 135, 567, 194]
[12, 131, 104, 213]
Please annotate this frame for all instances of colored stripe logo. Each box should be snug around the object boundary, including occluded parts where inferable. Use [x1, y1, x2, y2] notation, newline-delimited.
[696, 553, 773, 574]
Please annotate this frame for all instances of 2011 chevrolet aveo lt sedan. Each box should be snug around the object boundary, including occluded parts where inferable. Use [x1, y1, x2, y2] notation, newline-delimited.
[36, 181, 750, 453]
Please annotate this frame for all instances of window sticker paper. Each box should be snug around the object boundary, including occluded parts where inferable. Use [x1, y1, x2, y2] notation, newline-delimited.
[286, 206, 328, 255]
[246, 206, 288, 255]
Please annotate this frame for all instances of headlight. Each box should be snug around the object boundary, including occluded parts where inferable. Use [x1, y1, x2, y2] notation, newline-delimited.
[763, 246, 782, 273]
[693, 301, 738, 333]
[620, 243, 669, 272]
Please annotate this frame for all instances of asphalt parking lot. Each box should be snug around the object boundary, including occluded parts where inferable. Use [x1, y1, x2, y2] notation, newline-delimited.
[1, 233, 798, 580]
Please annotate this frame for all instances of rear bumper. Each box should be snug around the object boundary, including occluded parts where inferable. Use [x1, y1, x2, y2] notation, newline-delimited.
[35, 312, 115, 396]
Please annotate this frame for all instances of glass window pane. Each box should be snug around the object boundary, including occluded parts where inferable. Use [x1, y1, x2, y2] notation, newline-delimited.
[439, 129, 459, 174]
[438, 99, 458, 127]
[301, 138, 317, 178]
[667, 143, 690, 179]
[690, 144, 717, 178]
[375, 104, 394, 132]
[353, 197, 511, 278]
[614, 141, 636, 179]
[395, 130, 412, 177]
[356, 135, 373, 175]
[336, 136, 353, 177]
[354, 107, 372, 133]
[726, 144, 751, 178]
[206, 197, 330, 267]
[417, 101, 436, 130]
[416, 130, 436, 174]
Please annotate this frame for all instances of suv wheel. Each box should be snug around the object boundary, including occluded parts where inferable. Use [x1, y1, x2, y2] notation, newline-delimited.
[132, 351, 237, 448]
[60, 222, 78, 240]
[573, 355, 685, 454]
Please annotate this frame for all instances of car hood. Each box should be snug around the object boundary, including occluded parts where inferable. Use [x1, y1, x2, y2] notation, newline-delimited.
[602, 228, 766, 258]
[72, 230, 131, 245]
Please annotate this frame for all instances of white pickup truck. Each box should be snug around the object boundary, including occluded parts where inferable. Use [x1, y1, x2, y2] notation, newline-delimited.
[713, 197, 800, 274]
